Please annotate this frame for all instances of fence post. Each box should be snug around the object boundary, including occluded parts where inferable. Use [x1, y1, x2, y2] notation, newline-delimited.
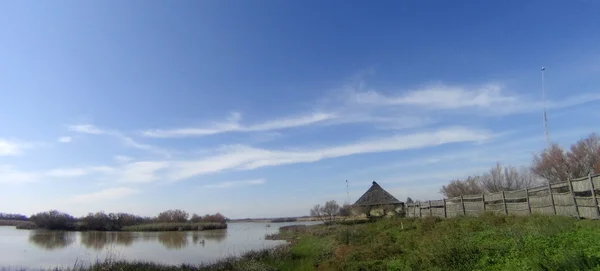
[589, 173, 599, 218]
[428, 200, 433, 217]
[460, 195, 466, 216]
[502, 191, 508, 215]
[482, 193, 486, 213]
[418, 201, 422, 218]
[525, 188, 532, 214]
[548, 182, 557, 215]
[443, 198, 447, 218]
[568, 177, 580, 219]
[413, 203, 416, 218]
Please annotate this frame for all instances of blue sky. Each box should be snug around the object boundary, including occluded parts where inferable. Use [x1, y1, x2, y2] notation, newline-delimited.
[1, 1, 600, 218]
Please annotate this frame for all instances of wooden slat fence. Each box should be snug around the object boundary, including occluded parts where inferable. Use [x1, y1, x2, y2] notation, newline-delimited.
[406, 173, 600, 219]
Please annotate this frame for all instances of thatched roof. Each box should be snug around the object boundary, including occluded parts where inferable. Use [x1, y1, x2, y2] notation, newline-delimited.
[353, 181, 402, 207]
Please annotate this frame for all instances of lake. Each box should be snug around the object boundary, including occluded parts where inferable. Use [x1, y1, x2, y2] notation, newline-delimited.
[0, 221, 320, 269]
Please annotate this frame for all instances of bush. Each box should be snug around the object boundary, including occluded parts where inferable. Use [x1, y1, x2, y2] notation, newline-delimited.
[29, 210, 76, 230]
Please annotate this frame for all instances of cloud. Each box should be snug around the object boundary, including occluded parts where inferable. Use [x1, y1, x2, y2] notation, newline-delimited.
[68, 187, 140, 203]
[143, 112, 336, 138]
[349, 83, 516, 109]
[0, 139, 25, 156]
[118, 161, 169, 183]
[0, 165, 37, 184]
[58, 136, 72, 143]
[166, 127, 492, 181]
[68, 124, 105, 134]
[46, 166, 114, 177]
[338, 82, 600, 116]
[68, 124, 170, 157]
[114, 155, 134, 163]
[203, 179, 266, 189]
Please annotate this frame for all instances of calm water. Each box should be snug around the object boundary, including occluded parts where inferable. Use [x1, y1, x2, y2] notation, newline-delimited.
[0, 222, 320, 269]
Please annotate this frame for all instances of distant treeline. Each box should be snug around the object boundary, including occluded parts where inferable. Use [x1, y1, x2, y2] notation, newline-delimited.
[2, 209, 227, 231]
[0, 213, 28, 221]
[270, 217, 298, 223]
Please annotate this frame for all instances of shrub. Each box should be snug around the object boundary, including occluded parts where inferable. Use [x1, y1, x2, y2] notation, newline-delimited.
[29, 210, 76, 230]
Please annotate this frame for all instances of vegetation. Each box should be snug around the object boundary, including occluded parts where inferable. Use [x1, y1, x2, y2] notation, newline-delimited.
[310, 200, 345, 224]
[0, 212, 28, 221]
[29, 210, 77, 230]
[270, 217, 298, 223]
[439, 133, 600, 198]
[0, 219, 36, 229]
[14, 214, 600, 270]
[440, 163, 538, 198]
[16, 209, 227, 232]
[533, 133, 600, 183]
[121, 222, 226, 232]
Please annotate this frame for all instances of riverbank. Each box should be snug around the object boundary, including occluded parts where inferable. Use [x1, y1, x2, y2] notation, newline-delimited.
[8, 213, 600, 270]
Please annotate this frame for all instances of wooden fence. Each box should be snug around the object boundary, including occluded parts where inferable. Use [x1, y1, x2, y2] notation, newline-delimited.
[406, 173, 600, 219]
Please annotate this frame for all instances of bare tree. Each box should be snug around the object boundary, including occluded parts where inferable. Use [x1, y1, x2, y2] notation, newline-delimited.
[157, 209, 189, 223]
[532, 143, 573, 183]
[566, 133, 600, 177]
[440, 176, 484, 198]
[310, 200, 341, 224]
[479, 163, 538, 192]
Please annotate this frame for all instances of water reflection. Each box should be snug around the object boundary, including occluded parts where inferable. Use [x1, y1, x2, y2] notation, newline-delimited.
[80, 231, 134, 250]
[157, 232, 188, 249]
[29, 230, 75, 250]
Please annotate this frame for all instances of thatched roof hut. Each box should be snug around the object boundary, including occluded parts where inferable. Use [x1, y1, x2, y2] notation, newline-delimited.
[353, 181, 403, 207]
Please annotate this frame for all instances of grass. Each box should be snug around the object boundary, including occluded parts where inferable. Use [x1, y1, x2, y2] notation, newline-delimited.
[120, 222, 227, 232]
[0, 220, 37, 229]
[6, 213, 600, 270]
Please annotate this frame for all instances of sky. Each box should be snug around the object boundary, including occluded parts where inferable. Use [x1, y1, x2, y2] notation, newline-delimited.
[1, 0, 600, 219]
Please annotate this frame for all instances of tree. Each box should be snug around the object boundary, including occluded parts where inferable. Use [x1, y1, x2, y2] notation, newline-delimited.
[190, 213, 202, 223]
[29, 210, 76, 230]
[339, 204, 352, 217]
[532, 143, 571, 183]
[532, 134, 600, 183]
[479, 163, 538, 192]
[406, 197, 414, 204]
[310, 200, 340, 224]
[440, 176, 484, 198]
[566, 133, 600, 177]
[157, 209, 189, 223]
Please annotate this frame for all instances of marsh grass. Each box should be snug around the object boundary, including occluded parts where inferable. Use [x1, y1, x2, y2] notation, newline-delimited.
[121, 222, 227, 232]
[0, 220, 37, 229]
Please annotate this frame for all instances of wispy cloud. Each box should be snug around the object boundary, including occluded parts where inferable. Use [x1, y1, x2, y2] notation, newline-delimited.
[118, 161, 169, 183]
[166, 127, 492, 181]
[58, 136, 72, 143]
[337, 82, 600, 116]
[114, 155, 134, 163]
[203, 179, 266, 189]
[0, 139, 25, 156]
[68, 124, 170, 157]
[0, 165, 37, 184]
[46, 166, 114, 177]
[68, 187, 140, 203]
[143, 111, 336, 138]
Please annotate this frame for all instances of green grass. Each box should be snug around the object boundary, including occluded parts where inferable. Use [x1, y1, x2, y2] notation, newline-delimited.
[120, 222, 227, 232]
[7, 214, 600, 270]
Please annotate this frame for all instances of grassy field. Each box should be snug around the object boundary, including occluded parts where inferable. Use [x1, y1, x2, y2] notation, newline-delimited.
[120, 222, 227, 232]
[7, 213, 600, 270]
